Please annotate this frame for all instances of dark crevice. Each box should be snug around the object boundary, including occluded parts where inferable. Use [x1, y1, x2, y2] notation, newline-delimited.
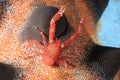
[0, 63, 16, 80]
[87, 44, 120, 79]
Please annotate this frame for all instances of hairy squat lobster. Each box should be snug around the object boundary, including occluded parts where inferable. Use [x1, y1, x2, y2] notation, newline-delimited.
[28, 6, 84, 66]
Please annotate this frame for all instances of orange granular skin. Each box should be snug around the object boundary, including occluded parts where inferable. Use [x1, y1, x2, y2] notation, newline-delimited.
[0, 0, 119, 80]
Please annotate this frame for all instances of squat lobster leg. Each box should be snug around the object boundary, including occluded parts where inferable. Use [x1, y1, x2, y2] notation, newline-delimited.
[49, 6, 66, 43]
[61, 18, 84, 48]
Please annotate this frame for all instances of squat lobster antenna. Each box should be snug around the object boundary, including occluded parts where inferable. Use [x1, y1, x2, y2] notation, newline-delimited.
[35, 26, 47, 48]
[35, 26, 42, 32]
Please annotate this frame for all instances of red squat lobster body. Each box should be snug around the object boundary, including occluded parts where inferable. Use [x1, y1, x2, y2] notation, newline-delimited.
[28, 6, 84, 66]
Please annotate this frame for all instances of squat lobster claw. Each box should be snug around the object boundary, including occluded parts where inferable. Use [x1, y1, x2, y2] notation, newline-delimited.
[28, 6, 84, 66]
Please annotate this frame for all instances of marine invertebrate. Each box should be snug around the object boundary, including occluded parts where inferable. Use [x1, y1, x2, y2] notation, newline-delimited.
[28, 6, 84, 66]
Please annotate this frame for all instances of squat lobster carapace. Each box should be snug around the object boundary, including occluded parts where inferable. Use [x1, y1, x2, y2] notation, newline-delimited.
[28, 6, 84, 67]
